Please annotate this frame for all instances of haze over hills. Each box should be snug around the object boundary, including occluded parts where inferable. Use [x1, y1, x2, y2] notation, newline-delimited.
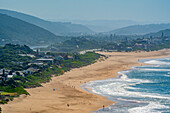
[0, 13, 62, 46]
[110, 23, 170, 35]
[58, 19, 138, 32]
[0, 9, 93, 35]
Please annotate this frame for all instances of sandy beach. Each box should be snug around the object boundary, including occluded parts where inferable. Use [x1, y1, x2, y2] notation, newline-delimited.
[1, 50, 170, 113]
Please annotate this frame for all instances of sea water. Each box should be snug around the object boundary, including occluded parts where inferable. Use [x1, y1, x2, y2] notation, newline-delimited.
[82, 57, 170, 113]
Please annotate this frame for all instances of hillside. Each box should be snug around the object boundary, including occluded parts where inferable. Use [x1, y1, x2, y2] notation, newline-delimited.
[110, 23, 170, 35]
[0, 44, 34, 70]
[46, 37, 101, 53]
[0, 9, 93, 35]
[145, 29, 170, 37]
[0, 14, 61, 46]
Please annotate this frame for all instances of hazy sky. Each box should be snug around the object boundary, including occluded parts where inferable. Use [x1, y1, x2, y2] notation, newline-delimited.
[0, 0, 170, 23]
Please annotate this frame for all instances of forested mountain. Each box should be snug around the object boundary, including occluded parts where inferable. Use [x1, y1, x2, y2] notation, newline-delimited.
[110, 23, 170, 35]
[0, 14, 62, 46]
[0, 9, 93, 35]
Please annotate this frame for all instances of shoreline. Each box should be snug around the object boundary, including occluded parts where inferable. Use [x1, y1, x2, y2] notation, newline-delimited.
[1, 50, 170, 113]
[81, 59, 155, 112]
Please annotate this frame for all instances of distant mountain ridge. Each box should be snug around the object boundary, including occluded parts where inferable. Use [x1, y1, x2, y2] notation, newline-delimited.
[67, 20, 138, 32]
[0, 13, 61, 46]
[110, 23, 170, 35]
[0, 9, 93, 35]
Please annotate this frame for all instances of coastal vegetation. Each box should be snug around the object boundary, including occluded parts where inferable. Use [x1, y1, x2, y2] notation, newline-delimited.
[42, 37, 102, 53]
[0, 44, 34, 70]
[0, 44, 101, 106]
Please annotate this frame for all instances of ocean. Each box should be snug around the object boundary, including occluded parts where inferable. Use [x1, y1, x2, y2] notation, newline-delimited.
[82, 57, 170, 113]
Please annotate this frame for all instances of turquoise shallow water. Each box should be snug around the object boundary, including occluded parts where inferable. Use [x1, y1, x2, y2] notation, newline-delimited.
[82, 57, 170, 113]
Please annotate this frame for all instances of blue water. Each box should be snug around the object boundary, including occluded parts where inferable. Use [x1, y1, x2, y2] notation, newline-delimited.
[82, 57, 170, 113]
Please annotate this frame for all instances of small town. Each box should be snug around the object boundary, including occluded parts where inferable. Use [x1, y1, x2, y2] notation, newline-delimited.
[0, 45, 76, 83]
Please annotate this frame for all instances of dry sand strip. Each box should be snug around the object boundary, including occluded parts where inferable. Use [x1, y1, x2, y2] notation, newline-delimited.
[1, 49, 170, 113]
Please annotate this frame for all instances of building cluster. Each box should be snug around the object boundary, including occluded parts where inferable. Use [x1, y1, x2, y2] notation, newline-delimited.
[0, 53, 74, 82]
[118, 35, 170, 51]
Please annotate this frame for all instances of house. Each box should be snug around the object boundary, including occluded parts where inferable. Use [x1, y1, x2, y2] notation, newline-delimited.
[7, 75, 14, 79]
[125, 47, 133, 51]
[6, 71, 18, 79]
[67, 56, 74, 59]
[11, 61, 23, 65]
[19, 54, 35, 58]
[0, 69, 3, 75]
[5, 70, 11, 74]
[0, 69, 12, 81]
[36, 58, 54, 64]
[134, 43, 143, 48]
[23, 67, 39, 75]
[55, 56, 63, 60]
[44, 55, 53, 58]
[28, 62, 44, 66]
[16, 71, 25, 77]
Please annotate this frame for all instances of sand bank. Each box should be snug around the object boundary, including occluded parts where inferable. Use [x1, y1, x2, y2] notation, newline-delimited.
[1, 49, 170, 113]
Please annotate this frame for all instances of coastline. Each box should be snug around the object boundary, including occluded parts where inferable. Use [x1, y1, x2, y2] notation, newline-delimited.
[1, 49, 170, 113]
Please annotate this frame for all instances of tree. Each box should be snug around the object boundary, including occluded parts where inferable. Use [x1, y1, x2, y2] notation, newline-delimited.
[16, 72, 20, 76]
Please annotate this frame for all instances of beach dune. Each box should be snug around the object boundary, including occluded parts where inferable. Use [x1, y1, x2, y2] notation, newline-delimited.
[1, 50, 170, 113]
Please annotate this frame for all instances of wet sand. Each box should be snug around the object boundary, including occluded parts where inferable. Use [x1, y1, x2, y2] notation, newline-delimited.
[1, 49, 170, 113]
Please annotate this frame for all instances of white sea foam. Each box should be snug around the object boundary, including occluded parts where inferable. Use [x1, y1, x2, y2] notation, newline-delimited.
[96, 81, 170, 100]
[88, 57, 170, 113]
[124, 86, 141, 90]
[128, 102, 169, 113]
[118, 71, 152, 83]
[144, 60, 170, 65]
[142, 68, 170, 72]
[164, 74, 170, 77]
[90, 72, 170, 100]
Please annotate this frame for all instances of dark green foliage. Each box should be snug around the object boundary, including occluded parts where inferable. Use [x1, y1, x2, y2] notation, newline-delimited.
[0, 79, 29, 95]
[0, 100, 8, 104]
[0, 44, 34, 70]
[0, 86, 28, 95]
[47, 37, 102, 53]
[0, 13, 60, 46]
[3, 44, 34, 54]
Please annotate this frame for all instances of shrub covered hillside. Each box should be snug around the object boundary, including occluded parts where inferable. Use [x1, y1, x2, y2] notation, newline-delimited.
[0, 44, 34, 70]
[47, 37, 102, 53]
